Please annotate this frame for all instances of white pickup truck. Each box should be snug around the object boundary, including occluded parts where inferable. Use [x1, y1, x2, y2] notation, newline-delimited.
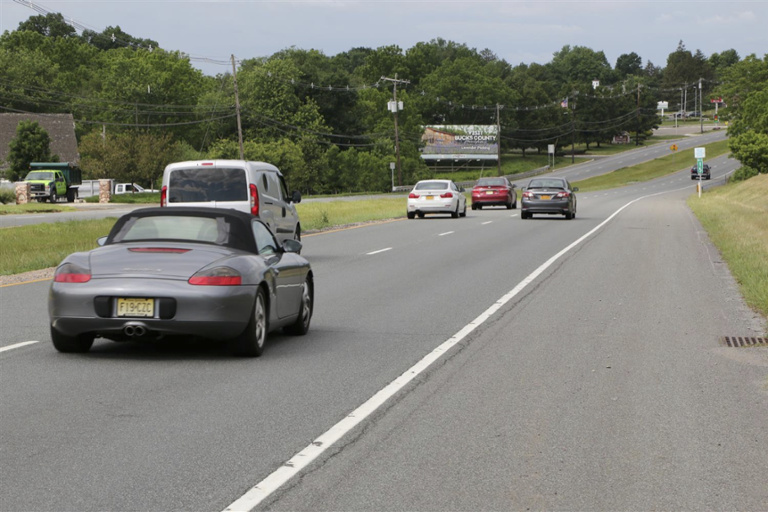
[114, 183, 159, 194]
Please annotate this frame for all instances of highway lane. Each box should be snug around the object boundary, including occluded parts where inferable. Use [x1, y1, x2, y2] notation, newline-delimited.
[1, 152, 764, 511]
[0, 130, 725, 229]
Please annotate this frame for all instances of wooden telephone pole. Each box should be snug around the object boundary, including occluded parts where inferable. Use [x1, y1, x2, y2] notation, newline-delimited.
[231, 54, 245, 161]
[381, 74, 410, 187]
[496, 104, 502, 176]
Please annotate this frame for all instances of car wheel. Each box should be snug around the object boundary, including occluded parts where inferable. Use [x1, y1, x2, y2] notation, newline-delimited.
[565, 212, 573, 220]
[407, 212, 415, 219]
[471, 204, 477, 211]
[477, 204, 483, 210]
[460, 204, 467, 217]
[229, 287, 267, 357]
[294, 224, 301, 242]
[284, 277, 313, 336]
[417, 212, 425, 219]
[49, 190, 56, 203]
[66, 189, 75, 203]
[51, 327, 94, 353]
[506, 200, 513, 210]
[451, 204, 459, 218]
[512, 200, 517, 209]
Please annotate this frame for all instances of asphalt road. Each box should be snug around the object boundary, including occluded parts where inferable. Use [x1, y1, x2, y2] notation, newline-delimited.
[1, 149, 766, 511]
[0, 129, 726, 229]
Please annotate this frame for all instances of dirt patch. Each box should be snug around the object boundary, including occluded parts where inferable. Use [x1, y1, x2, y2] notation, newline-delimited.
[0, 267, 55, 287]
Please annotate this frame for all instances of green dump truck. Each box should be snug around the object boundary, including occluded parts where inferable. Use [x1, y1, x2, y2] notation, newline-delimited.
[24, 162, 82, 203]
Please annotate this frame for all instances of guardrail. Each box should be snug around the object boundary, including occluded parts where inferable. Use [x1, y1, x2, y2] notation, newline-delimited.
[392, 165, 552, 192]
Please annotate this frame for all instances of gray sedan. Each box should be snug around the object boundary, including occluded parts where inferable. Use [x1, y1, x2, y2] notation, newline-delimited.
[521, 177, 578, 220]
[49, 207, 313, 357]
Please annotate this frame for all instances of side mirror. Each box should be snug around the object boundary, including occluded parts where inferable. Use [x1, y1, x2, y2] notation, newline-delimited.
[291, 190, 302, 203]
[282, 239, 302, 254]
[459, 187, 465, 193]
[97, 236, 108, 246]
[572, 187, 579, 192]
[511, 184, 517, 189]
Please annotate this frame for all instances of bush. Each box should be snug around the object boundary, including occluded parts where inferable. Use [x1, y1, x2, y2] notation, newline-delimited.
[731, 167, 760, 182]
[0, 188, 16, 205]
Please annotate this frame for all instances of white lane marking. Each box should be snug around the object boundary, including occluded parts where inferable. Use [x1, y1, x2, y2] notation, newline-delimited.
[481, 221, 493, 225]
[221, 186, 687, 512]
[510, 214, 518, 218]
[0, 340, 40, 353]
[438, 231, 454, 236]
[366, 247, 392, 255]
[603, 193, 609, 196]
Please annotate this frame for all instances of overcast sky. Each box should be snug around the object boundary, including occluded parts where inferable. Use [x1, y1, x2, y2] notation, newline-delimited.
[1, 0, 766, 76]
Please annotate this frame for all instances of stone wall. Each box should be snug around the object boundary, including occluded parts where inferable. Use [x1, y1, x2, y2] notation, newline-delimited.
[99, 179, 111, 204]
[15, 182, 31, 204]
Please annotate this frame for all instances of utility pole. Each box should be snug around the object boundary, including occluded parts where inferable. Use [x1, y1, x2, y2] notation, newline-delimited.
[381, 74, 410, 187]
[699, 77, 704, 134]
[496, 103, 502, 176]
[570, 97, 576, 164]
[684, 82, 688, 119]
[231, 54, 245, 161]
[636, 83, 641, 146]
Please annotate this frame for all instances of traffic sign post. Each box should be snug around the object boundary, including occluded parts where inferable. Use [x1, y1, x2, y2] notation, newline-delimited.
[670, 144, 678, 166]
[694, 147, 706, 198]
[390, 162, 396, 192]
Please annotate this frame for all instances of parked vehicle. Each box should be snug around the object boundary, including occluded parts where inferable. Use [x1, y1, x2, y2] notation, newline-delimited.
[23, 162, 82, 203]
[471, 177, 517, 210]
[161, 160, 302, 244]
[691, 164, 711, 180]
[114, 183, 159, 194]
[48, 207, 313, 357]
[521, 177, 578, 220]
[407, 179, 467, 219]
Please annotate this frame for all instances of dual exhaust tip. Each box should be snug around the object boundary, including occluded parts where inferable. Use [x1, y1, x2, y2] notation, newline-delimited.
[123, 325, 147, 337]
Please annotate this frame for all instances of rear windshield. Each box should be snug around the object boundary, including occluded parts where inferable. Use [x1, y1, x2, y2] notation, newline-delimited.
[112, 216, 230, 245]
[168, 168, 247, 203]
[25, 172, 54, 181]
[477, 178, 506, 187]
[528, 179, 565, 189]
[415, 181, 449, 190]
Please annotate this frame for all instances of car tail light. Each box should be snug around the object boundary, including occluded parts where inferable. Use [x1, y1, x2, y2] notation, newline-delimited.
[440, 192, 453, 198]
[408, 192, 419, 199]
[249, 183, 259, 216]
[556, 191, 571, 198]
[523, 191, 535, 199]
[129, 248, 190, 253]
[188, 266, 242, 286]
[54, 263, 91, 283]
[160, 185, 167, 207]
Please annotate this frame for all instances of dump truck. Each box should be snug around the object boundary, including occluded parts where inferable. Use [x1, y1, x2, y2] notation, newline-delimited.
[24, 162, 82, 202]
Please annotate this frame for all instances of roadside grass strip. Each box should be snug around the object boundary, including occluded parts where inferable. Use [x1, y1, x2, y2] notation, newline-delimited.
[296, 197, 405, 232]
[0, 203, 76, 215]
[0, 218, 117, 276]
[573, 139, 730, 192]
[85, 192, 159, 204]
[688, 173, 768, 319]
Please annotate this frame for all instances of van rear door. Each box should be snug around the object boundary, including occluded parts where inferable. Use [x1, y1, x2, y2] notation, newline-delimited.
[167, 167, 249, 213]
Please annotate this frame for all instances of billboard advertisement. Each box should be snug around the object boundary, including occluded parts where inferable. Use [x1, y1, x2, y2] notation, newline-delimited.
[420, 125, 498, 161]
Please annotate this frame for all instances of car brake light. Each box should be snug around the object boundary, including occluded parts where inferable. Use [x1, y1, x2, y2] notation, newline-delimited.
[249, 183, 259, 216]
[440, 192, 453, 198]
[160, 185, 167, 207]
[556, 191, 570, 198]
[189, 266, 242, 286]
[523, 191, 534, 198]
[408, 192, 419, 199]
[201, 162, 214, 166]
[129, 248, 190, 253]
[54, 263, 91, 283]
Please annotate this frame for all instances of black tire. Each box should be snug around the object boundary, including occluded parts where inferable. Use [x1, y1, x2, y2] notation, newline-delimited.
[417, 212, 425, 219]
[506, 200, 513, 210]
[66, 189, 75, 203]
[51, 327, 94, 353]
[521, 212, 529, 219]
[407, 212, 416, 219]
[512, 200, 517, 209]
[284, 277, 313, 335]
[460, 204, 467, 217]
[451, 204, 459, 218]
[477, 204, 483, 210]
[49, 190, 56, 203]
[229, 287, 268, 357]
[471, 204, 477, 211]
[565, 212, 573, 220]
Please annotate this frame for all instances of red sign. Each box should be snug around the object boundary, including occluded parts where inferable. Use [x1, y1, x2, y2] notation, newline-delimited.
[710, 97, 724, 103]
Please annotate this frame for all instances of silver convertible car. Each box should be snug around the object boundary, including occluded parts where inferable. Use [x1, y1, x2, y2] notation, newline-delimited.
[49, 207, 313, 357]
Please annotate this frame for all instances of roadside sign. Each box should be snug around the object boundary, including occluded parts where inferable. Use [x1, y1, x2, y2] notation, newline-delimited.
[547, 144, 555, 155]
[694, 147, 706, 159]
[670, 144, 678, 151]
[697, 160, 704, 174]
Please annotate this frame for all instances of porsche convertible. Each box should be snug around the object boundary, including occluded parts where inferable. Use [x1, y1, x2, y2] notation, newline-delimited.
[48, 207, 313, 357]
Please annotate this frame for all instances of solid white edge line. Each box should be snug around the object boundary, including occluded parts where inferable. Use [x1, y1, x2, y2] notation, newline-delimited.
[366, 247, 392, 255]
[438, 231, 454, 236]
[222, 184, 699, 512]
[0, 340, 40, 353]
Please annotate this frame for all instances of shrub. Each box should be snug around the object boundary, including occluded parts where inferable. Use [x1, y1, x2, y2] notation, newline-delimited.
[0, 188, 16, 205]
[731, 167, 760, 182]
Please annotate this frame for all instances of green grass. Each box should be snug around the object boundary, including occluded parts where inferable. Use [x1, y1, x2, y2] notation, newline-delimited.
[688, 173, 768, 322]
[572, 139, 730, 192]
[296, 197, 406, 231]
[84, 192, 160, 204]
[432, 154, 574, 183]
[0, 218, 118, 275]
[0, 203, 76, 215]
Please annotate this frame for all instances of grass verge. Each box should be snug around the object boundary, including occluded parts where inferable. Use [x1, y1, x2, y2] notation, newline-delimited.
[0, 218, 118, 275]
[296, 197, 405, 231]
[573, 139, 730, 192]
[0, 203, 76, 215]
[687, 174, 768, 320]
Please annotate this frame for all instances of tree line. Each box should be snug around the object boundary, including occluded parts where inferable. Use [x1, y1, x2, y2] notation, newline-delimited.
[2, 12, 766, 190]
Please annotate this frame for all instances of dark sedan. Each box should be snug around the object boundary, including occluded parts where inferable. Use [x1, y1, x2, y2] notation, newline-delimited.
[521, 177, 578, 220]
[471, 177, 517, 210]
[691, 164, 711, 180]
[49, 207, 313, 357]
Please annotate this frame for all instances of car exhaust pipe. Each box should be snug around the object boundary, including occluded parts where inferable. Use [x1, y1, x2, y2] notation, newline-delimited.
[134, 326, 146, 337]
[124, 326, 136, 336]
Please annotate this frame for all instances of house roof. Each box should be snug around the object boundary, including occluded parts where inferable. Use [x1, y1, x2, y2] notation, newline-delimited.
[0, 113, 80, 170]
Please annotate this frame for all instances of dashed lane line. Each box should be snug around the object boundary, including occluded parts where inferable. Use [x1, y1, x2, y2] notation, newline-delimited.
[438, 231, 454, 236]
[0, 341, 40, 354]
[366, 247, 392, 255]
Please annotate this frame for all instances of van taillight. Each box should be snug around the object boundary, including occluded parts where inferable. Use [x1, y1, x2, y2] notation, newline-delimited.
[249, 183, 259, 216]
[160, 185, 167, 207]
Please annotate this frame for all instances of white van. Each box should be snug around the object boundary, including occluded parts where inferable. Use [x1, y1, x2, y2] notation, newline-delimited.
[160, 160, 302, 243]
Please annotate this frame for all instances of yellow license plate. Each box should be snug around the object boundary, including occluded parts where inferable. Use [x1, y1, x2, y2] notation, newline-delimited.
[486, 190, 494, 194]
[117, 298, 154, 318]
[540, 195, 551, 200]
[426, 195, 434, 200]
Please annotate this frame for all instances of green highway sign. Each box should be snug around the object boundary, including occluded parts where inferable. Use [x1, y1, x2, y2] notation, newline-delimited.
[697, 159, 704, 174]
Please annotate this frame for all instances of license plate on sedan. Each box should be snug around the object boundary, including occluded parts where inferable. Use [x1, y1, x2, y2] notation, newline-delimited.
[425, 195, 434, 200]
[486, 190, 494, 194]
[117, 298, 154, 317]
[540, 195, 551, 200]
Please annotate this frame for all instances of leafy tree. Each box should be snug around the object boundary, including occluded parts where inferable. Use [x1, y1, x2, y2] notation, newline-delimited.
[81, 25, 159, 51]
[715, 54, 768, 117]
[709, 49, 740, 76]
[728, 131, 768, 179]
[17, 13, 77, 39]
[7, 121, 58, 181]
[615, 52, 642, 78]
[548, 45, 614, 85]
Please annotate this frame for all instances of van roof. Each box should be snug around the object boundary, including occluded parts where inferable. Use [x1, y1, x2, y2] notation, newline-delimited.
[163, 160, 281, 173]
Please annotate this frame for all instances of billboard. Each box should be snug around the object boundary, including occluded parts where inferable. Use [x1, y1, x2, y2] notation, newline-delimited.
[420, 125, 498, 161]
